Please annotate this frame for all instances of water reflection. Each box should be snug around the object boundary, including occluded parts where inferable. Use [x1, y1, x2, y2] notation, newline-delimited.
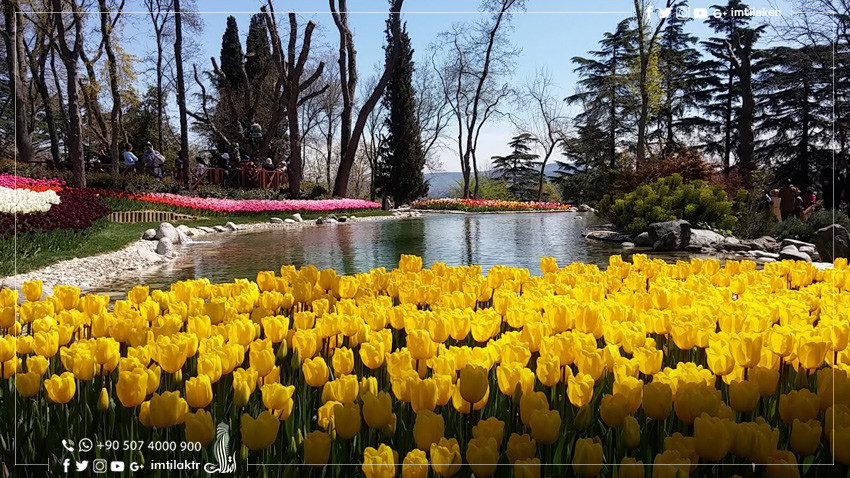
[94, 213, 707, 297]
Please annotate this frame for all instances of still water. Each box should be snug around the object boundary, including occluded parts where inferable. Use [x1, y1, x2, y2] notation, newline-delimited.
[96, 212, 697, 296]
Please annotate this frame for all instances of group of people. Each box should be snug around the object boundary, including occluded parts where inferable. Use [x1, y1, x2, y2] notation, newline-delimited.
[193, 148, 286, 188]
[769, 178, 818, 221]
[122, 142, 166, 179]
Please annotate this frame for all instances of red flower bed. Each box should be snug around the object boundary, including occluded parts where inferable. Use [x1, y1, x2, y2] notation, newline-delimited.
[0, 188, 111, 238]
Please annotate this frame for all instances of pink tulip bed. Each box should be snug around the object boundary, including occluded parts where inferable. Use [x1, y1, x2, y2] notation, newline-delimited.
[117, 192, 382, 214]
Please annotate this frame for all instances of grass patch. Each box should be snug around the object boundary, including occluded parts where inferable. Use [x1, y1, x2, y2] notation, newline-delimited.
[2, 209, 392, 276]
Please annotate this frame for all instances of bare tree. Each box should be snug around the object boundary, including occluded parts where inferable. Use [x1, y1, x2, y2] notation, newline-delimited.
[358, 72, 386, 200]
[22, 9, 60, 166]
[98, 0, 125, 173]
[632, 0, 673, 166]
[510, 68, 567, 201]
[3, 0, 35, 163]
[144, 0, 172, 151]
[52, 0, 85, 186]
[433, 0, 522, 198]
[173, 0, 189, 188]
[319, 76, 342, 190]
[329, 0, 404, 197]
[414, 59, 450, 171]
[263, 3, 327, 195]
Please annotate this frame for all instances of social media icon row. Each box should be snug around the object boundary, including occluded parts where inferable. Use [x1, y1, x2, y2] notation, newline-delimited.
[63, 459, 125, 473]
[647, 6, 720, 20]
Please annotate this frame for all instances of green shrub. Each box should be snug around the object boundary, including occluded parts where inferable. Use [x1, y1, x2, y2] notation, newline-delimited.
[599, 174, 738, 235]
[770, 209, 850, 241]
[772, 217, 811, 241]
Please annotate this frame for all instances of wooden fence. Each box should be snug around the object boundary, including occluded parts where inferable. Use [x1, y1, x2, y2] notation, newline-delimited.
[108, 210, 203, 224]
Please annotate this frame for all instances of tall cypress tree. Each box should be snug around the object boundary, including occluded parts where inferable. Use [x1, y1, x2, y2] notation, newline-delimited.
[380, 23, 428, 206]
[245, 14, 270, 88]
[219, 16, 245, 90]
[568, 19, 637, 169]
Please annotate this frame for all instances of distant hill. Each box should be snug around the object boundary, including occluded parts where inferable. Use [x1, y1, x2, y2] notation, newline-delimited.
[424, 162, 563, 198]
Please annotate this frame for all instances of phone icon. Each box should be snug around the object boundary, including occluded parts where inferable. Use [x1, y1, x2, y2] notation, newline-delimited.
[61, 439, 75, 452]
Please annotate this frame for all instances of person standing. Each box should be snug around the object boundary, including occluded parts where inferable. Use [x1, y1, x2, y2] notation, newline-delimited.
[778, 178, 800, 221]
[123, 143, 139, 173]
[801, 187, 817, 220]
[770, 189, 782, 221]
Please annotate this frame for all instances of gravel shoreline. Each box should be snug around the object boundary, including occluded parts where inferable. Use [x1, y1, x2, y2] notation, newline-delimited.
[0, 212, 417, 295]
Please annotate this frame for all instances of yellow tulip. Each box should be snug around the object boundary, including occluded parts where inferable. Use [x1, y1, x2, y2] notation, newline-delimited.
[472, 417, 505, 446]
[619, 457, 645, 478]
[97, 388, 110, 412]
[333, 403, 361, 439]
[790, 419, 821, 456]
[186, 375, 213, 408]
[402, 449, 428, 478]
[362, 444, 396, 478]
[459, 364, 488, 404]
[22, 280, 42, 301]
[623, 415, 641, 449]
[779, 389, 819, 425]
[26, 355, 48, 376]
[572, 437, 603, 477]
[535, 356, 561, 387]
[601, 394, 631, 428]
[466, 436, 499, 477]
[15, 371, 40, 397]
[765, 450, 799, 478]
[332, 347, 354, 376]
[302, 356, 329, 388]
[44, 372, 76, 404]
[185, 409, 214, 446]
[430, 437, 461, 477]
[506, 433, 536, 464]
[149, 391, 188, 428]
[567, 372, 595, 408]
[261, 383, 295, 420]
[694, 415, 736, 461]
[529, 408, 561, 445]
[750, 367, 779, 397]
[411, 378, 438, 413]
[413, 409, 444, 451]
[729, 380, 759, 413]
[520, 391, 549, 426]
[515, 458, 541, 478]
[652, 450, 690, 478]
[240, 410, 280, 451]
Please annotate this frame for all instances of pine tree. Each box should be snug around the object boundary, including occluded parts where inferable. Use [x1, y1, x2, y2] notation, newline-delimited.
[653, 10, 714, 156]
[700, 0, 754, 169]
[219, 16, 245, 90]
[245, 14, 270, 88]
[568, 19, 637, 169]
[755, 45, 833, 189]
[554, 120, 616, 203]
[491, 133, 541, 201]
[380, 23, 428, 206]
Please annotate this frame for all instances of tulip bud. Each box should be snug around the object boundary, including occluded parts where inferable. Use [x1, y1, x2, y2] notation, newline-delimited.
[97, 388, 110, 412]
[381, 413, 397, 440]
[277, 342, 288, 360]
[623, 415, 640, 449]
[234, 380, 251, 407]
[173, 370, 183, 383]
[794, 369, 809, 390]
[240, 445, 249, 461]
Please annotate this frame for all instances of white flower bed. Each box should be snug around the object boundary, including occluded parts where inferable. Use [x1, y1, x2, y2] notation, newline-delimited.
[0, 186, 61, 214]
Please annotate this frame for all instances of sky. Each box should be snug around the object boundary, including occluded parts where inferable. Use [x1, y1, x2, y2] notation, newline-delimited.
[116, 0, 801, 172]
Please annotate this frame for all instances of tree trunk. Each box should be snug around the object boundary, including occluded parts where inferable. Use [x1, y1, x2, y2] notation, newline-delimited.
[3, 1, 35, 163]
[52, 0, 85, 186]
[99, 0, 123, 175]
[287, 94, 303, 195]
[156, 35, 164, 151]
[732, 32, 755, 173]
[724, 67, 733, 171]
[174, 0, 190, 190]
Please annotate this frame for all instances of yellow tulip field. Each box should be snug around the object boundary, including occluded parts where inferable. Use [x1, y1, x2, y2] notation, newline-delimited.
[2, 254, 850, 477]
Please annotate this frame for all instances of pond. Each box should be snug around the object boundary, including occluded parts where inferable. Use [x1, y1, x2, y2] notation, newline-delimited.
[94, 212, 700, 297]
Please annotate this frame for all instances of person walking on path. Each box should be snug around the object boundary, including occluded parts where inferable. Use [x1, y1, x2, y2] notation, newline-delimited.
[770, 189, 782, 221]
[778, 178, 800, 221]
